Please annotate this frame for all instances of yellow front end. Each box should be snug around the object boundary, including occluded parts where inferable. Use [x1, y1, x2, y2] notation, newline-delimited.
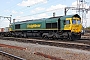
[71, 17, 82, 33]
[71, 24, 82, 33]
[64, 17, 82, 33]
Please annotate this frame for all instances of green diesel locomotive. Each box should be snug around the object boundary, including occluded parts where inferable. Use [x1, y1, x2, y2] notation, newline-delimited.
[8, 14, 82, 40]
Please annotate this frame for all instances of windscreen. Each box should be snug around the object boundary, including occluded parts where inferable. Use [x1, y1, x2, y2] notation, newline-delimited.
[72, 19, 81, 24]
[72, 20, 76, 24]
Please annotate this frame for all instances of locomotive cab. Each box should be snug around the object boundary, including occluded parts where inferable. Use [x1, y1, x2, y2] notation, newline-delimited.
[71, 17, 82, 33]
[63, 14, 82, 40]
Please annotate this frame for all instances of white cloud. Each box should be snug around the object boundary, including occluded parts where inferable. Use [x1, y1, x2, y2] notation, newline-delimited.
[15, 13, 48, 21]
[11, 10, 24, 15]
[0, 19, 10, 28]
[15, 16, 35, 22]
[72, 1, 77, 7]
[20, 12, 24, 14]
[31, 7, 45, 13]
[46, 4, 66, 11]
[31, 4, 67, 17]
[37, 13, 48, 18]
[16, 4, 67, 21]
[12, 10, 18, 14]
[17, 0, 48, 7]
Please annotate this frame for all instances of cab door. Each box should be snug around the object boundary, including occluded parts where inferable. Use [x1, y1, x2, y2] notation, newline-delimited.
[64, 18, 72, 30]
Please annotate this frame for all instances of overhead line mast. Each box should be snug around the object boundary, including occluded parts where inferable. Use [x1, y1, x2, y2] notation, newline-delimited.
[64, 0, 90, 28]
[0, 15, 12, 24]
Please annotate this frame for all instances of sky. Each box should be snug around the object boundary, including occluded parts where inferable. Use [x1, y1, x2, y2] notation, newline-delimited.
[0, 0, 90, 28]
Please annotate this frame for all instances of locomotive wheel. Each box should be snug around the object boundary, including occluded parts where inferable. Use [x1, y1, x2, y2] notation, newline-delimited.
[42, 35, 48, 39]
[77, 34, 81, 39]
[69, 34, 76, 41]
[23, 33, 27, 38]
[53, 35, 56, 39]
[19, 34, 23, 38]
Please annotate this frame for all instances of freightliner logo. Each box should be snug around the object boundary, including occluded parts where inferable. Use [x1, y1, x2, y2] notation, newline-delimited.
[27, 24, 41, 28]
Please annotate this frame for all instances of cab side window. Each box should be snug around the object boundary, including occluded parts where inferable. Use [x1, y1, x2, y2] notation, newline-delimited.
[64, 20, 70, 25]
[66, 20, 70, 24]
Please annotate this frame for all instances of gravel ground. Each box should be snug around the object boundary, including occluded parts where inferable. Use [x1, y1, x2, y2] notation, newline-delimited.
[0, 39, 90, 60]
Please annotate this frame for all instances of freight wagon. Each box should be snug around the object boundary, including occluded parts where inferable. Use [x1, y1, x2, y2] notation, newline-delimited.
[0, 28, 4, 32]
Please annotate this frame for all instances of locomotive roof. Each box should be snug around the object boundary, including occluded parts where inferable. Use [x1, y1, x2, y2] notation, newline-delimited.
[12, 16, 62, 24]
[61, 14, 81, 20]
[12, 14, 80, 24]
[67, 14, 80, 18]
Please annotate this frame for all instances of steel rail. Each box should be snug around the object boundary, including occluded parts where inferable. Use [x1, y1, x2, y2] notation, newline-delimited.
[0, 51, 26, 60]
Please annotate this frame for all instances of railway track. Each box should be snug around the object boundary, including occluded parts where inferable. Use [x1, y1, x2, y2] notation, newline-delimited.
[0, 51, 26, 60]
[0, 37, 90, 51]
